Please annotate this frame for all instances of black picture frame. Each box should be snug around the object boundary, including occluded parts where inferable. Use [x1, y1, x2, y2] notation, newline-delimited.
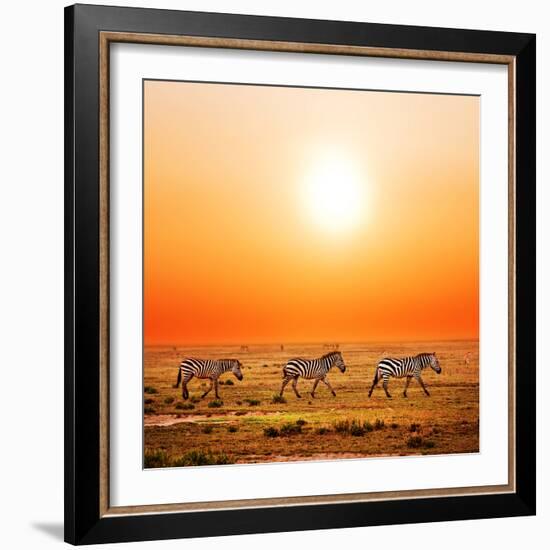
[65, 3, 536, 545]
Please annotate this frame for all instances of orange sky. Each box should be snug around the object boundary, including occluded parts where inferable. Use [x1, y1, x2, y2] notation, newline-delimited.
[144, 80, 479, 345]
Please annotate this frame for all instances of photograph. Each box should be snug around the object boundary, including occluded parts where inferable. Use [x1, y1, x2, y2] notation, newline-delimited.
[142, 80, 480, 468]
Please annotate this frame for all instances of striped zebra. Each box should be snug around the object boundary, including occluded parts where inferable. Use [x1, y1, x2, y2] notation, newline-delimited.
[280, 351, 347, 399]
[368, 352, 441, 399]
[174, 358, 243, 400]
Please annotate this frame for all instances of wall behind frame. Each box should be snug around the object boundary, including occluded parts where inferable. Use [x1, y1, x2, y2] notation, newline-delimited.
[0, 0, 545, 549]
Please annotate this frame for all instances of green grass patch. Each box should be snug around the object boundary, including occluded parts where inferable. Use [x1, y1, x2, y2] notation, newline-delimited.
[407, 435, 423, 448]
[280, 422, 302, 436]
[144, 449, 168, 468]
[244, 399, 261, 406]
[172, 450, 233, 467]
[164, 396, 175, 404]
[144, 406, 156, 414]
[202, 425, 213, 434]
[224, 379, 234, 386]
[208, 400, 223, 408]
[144, 386, 158, 394]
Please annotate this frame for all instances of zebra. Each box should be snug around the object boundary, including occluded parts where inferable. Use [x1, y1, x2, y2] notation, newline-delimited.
[280, 351, 347, 399]
[368, 352, 441, 399]
[173, 358, 243, 400]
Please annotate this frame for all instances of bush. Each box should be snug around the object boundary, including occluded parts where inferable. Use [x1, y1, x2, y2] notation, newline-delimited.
[333, 419, 351, 434]
[190, 396, 201, 403]
[295, 419, 307, 426]
[144, 449, 168, 468]
[228, 425, 238, 433]
[245, 399, 261, 406]
[225, 379, 234, 386]
[280, 422, 302, 436]
[202, 425, 213, 434]
[144, 386, 158, 394]
[208, 400, 223, 408]
[271, 394, 287, 404]
[144, 398, 155, 404]
[407, 435, 424, 448]
[424, 440, 436, 449]
[350, 422, 365, 437]
[144, 406, 156, 414]
[264, 427, 279, 438]
[164, 396, 175, 404]
[374, 419, 385, 431]
[235, 400, 243, 406]
[175, 402, 194, 410]
[315, 427, 330, 435]
[235, 411, 247, 416]
[390, 422, 399, 429]
[363, 421, 374, 433]
[410, 423, 421, 433]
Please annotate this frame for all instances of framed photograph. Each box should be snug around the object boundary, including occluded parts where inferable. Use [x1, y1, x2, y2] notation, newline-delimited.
[65, 3, 536, 545]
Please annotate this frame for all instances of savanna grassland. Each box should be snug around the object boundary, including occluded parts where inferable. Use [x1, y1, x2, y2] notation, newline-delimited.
[143, 341, 478, 468]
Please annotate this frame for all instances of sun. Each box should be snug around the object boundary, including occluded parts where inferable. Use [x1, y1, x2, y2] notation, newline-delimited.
[303, 154, 365, 234]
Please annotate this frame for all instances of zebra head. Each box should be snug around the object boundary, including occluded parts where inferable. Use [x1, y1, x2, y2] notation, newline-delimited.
[429, 353, 442, 374]
[327, 351, 346, 373]
[231, 360, 244, 381]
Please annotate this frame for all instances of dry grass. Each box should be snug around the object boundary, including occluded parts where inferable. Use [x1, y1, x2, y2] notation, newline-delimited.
[144, 341, 478, 467]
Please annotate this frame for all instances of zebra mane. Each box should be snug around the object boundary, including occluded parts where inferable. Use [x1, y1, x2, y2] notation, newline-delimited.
[415, 352, 434, 359]
[322, 351, 341, 360]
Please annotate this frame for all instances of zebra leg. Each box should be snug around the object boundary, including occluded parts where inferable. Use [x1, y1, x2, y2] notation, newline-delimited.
[201, 378, 214, 399]
[181, 373, 193, 400]
[368, 369, 380, 397]
[322, 377, 336, 397]
[382, 376, 392, 398]
[310, 379, 320, 398]
[214, 378, 220, 400]
[173, 367, 182, 388]
[280, 376, 292, 396]
[291, 377, 302, 398]
[403, 376, 412, 398]
[416, 374, 430, 396]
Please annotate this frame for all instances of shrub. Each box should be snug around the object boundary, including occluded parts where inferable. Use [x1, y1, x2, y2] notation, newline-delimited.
[423, 440, 436, 449]
[295, 419, 307, 426]
[245, 399, 261, 406]
[175, 402, 194, 410]
[271, 394, 287, 404]
[144, 398, 155, 404]
[410, 423, 421, 433]
[333, 419, 351, 434]
[407, 435, 424, 448]
[144, 386, 158, 394]
[190, 395, 201, 403]
[235, 400, 243, 406]
[225, 379, 234, 386]
[144, 449, 168, 468]
[202, 425, 213, 434]
[363, 421, 374, 433]
[208, 400, 223, 408]
[280, 422, 302, 436]
[144, 406, 156, 414]
[374, 419, 385, 431]
[350, 422, 365, 437]
[164, 396, 175, 404]
[228, 425, 238, 433]
[264, 427, 279, 438]
[315, 427, 330, 435]
[390, 422, 399, 429]
[235, 411, 247, 416]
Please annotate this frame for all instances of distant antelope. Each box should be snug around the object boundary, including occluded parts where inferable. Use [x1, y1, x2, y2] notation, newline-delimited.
[280, 351, 347, 399]
[174, 358, 243, 400]
[368, 353, 441, 399]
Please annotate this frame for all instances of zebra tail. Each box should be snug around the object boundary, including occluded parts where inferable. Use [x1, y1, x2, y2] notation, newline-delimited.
[174, 366, 182, 388]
